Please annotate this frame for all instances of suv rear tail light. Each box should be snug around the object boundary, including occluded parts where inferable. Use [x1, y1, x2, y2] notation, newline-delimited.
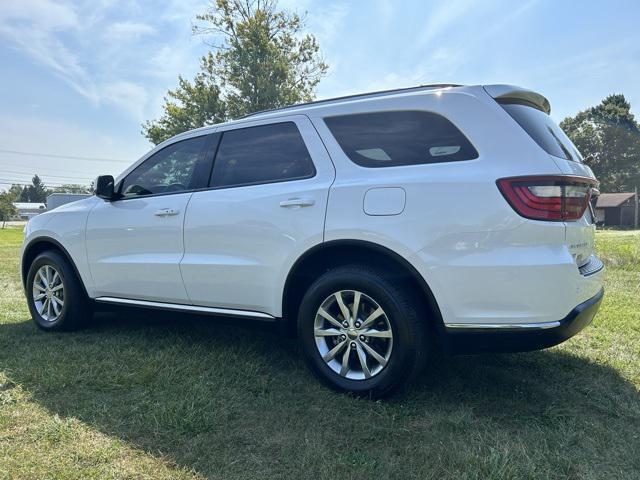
[497, 175, 597, 221]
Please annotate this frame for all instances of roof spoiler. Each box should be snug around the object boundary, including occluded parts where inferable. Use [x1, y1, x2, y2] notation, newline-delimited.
[483, 85, 551, 115]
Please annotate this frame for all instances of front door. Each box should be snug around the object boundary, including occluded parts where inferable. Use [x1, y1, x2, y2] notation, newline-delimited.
[86, 133, 213, 303]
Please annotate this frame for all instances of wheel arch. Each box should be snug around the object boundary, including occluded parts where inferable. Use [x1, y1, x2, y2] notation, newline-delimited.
[21, 236, 89, 298]
[282, 239, 445, 334]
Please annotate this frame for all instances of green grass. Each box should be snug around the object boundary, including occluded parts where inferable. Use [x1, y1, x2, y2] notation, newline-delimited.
[0, 227, 639, 479]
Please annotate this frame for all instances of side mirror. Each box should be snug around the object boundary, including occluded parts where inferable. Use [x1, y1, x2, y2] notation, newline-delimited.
[94, 175, 116, 201]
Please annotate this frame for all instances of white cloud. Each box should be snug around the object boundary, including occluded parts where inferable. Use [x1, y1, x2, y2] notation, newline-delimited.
[104, 21, 155, 40]
[102, 81, 150, 121]
[0, 0, 79, 29]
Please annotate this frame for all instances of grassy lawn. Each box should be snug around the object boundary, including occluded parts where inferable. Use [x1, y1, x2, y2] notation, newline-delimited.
[0, 227, 638, 479]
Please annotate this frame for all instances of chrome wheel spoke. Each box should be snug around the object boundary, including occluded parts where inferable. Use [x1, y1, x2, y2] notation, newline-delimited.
[355, 343, 372, 379]
[314, 327, 341, 337]
[51, 284, 63, 293]
[362, 328, 392, 339]
[361, 341, 387, 367]
[339, 348, 351, 376]
[52, 298, 61, 315]
[34, 293, 46, 301]
[318, 308, 343, 329]
[334, 292, 351, 324]
[39, 271, 49, 288]
[351, 291, 361, 322]
[37, 298, 47, 315]
[323, 340, 348, 362]
[34, 283, 46, 292]
[360, 307, 384, 329]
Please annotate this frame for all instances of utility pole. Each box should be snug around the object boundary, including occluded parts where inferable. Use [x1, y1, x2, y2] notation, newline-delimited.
[635, 186, 639, 230]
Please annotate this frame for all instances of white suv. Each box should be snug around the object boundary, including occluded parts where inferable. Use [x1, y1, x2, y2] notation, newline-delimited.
[21, 84, 604, 397]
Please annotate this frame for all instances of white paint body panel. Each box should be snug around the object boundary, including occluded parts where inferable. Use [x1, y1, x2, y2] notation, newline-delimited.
[180, 116, 335, 315]
[21, 84, 603, 328]
[85, 193, 192, 303]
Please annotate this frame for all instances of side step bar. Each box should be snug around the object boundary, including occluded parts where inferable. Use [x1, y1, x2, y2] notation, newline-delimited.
[95, 297, 276, 321]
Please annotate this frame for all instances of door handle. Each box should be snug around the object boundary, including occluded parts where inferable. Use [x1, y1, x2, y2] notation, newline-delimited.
[279, 198, 315, 208]
[154, 208, 179, 217]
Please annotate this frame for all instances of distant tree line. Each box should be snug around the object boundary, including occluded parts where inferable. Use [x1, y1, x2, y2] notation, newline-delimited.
[0, 175, 91, 226]
[561, 94, 640, 193]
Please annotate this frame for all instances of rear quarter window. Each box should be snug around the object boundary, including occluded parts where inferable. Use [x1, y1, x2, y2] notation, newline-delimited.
[499, 102, 583, 162]
[324, 110, 478, 168]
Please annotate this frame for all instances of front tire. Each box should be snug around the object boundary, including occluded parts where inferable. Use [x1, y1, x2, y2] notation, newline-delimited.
[298, 265, 428, 398]
[26, 250, 91, 331]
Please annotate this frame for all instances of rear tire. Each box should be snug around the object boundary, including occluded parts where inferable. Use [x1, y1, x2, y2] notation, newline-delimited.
[26, 250, 92, 331]
[298, 265, 428, 398]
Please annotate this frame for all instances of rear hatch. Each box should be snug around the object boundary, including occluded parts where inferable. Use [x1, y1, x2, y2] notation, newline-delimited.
[485, 85, 598, 268]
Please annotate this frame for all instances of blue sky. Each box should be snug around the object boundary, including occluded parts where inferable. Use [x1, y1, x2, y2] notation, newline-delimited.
[1, 0, 639, 189]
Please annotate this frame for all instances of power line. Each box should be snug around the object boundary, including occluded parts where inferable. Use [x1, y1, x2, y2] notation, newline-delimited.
[0, 178, 90, 187]
[0, 148, 131, 163]
[0, 169, 94, 181]
[0, 159, 104, 176]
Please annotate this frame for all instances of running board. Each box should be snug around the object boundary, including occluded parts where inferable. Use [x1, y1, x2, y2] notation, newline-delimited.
[95, 297, 276, 321]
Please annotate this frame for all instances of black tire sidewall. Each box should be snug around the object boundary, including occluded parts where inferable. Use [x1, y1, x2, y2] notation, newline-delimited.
[298, 267, 424, 397]
[26, 251, 84, 331]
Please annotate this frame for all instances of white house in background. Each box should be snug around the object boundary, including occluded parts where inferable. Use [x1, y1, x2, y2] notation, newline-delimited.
[46, 193, 92, 211]
[13, 202, 46, 220]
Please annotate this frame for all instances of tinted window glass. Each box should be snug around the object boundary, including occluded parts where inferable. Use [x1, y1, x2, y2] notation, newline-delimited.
[210, 122, 315, 188]
[324, 110, 478, 167]
[500, 102, 583, 162]
[120, 136, 209, 197]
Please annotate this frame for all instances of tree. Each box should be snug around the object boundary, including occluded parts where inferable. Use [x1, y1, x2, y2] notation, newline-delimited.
[0, 191, 17, 228]
[25, 175, 49, 203]
[142, 0, 328, 145]
[561, 94, 640, 192]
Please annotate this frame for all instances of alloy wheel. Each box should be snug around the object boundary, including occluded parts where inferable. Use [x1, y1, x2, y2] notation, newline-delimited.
[32, 265, 64, 322]
[313, 290, 393, 380]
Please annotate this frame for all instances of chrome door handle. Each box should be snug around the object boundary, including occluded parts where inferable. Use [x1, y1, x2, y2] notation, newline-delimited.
[154, 208, 179, 217]
[279, 198, 315, 208]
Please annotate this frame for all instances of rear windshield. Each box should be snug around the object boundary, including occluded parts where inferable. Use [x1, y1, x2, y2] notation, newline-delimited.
[324, 110, 478, 168]
[499, 102, 583, 162]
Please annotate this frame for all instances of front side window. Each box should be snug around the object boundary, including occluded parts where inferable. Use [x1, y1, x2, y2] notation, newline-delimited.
[120, 135, 209, 197]
[324, 110, 479, 167]
[210, 122, 315, 188]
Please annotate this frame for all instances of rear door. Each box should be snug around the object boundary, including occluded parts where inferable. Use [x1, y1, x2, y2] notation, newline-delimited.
[180, 115, 335, 316]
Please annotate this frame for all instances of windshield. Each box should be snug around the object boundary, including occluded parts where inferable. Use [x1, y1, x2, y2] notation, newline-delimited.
[499, 102, 583, 162]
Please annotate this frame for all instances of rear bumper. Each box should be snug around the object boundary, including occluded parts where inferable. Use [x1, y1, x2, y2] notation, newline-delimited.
[442, 288, 604, 354]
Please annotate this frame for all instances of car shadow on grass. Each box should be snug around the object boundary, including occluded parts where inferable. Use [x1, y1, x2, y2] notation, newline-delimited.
[1, 309, 639, 479]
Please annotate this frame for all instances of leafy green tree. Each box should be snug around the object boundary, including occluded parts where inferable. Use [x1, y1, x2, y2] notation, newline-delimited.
[142, 0, 328, 145]
[8, 184, 25, 201]
[0, 191, 17, 228]
[561, 94, 640, 192]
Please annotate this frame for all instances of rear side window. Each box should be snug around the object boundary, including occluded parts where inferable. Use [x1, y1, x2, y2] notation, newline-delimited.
[210, 122, 315, 188]
[499, 102, 583, 162]
[324, 110, 478, 167]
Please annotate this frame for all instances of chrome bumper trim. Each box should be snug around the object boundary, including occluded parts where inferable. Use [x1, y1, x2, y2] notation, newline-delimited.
[445, 320, 561, 331]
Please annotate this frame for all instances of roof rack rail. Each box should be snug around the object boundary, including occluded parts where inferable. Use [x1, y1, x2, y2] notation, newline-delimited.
[242, 84, 462, 119]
